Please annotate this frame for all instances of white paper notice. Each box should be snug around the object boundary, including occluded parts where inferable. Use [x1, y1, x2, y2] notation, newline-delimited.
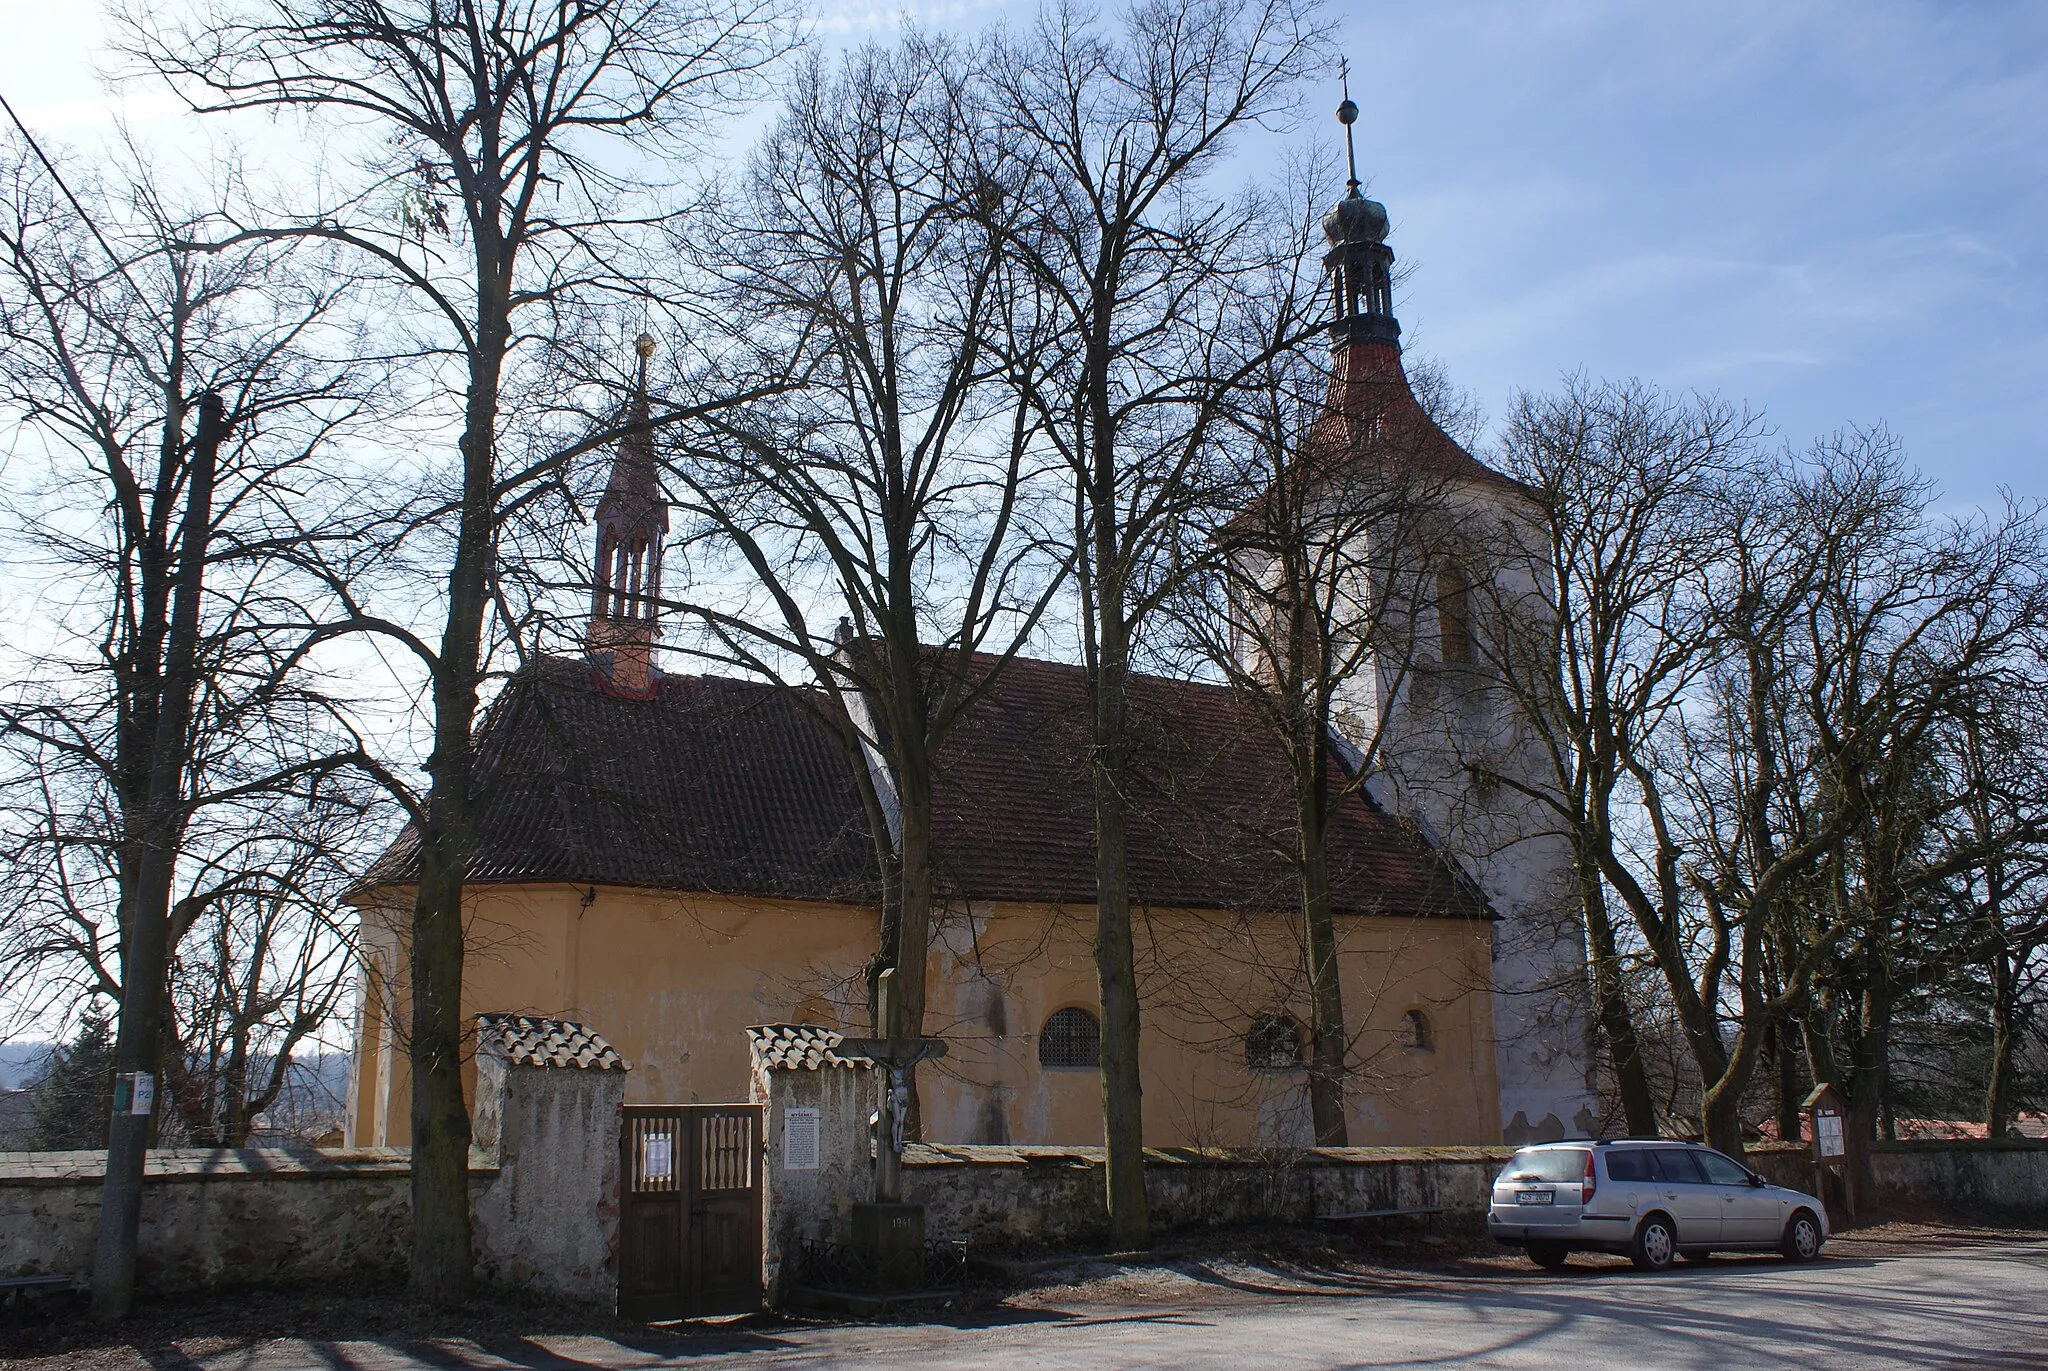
[783, 1106, 821, 1171]
[129, 1073, 155, 1116]
[1817, 1113, 1845, 1159]
[643, 1134, 673, 1181]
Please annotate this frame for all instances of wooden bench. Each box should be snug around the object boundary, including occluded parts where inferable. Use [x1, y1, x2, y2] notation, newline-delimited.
[1, 1274, 76, 1311]
[1317, 1205, 1445, 1232]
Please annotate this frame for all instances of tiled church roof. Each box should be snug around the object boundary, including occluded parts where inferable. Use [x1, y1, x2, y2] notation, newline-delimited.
[359, 653, 1487, 922]
[362, 659, 878, 902]
[925, 655, 1485, 919]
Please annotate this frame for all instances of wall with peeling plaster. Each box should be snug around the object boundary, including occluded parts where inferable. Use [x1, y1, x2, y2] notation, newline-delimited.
[349, 888, 1502, 1151]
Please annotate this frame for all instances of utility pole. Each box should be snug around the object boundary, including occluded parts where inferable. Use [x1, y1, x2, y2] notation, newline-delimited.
[92, 390, 229, 1321]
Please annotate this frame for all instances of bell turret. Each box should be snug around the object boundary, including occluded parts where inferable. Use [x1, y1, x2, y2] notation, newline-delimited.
[1323, 81, 1399, 349]
[587, 333, 668, 694]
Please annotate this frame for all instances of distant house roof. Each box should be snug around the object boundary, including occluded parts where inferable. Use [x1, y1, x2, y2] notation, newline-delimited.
[359, 652, 1488, 922]
[476, 1013, 628, 1071]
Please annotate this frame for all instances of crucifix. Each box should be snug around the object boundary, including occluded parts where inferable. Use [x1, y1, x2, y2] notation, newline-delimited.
[835, 968, 948, 1204]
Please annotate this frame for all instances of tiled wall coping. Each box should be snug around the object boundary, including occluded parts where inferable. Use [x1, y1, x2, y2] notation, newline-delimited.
[0, 1146, 499, 1186]
[902, 1143, 1518, 1169]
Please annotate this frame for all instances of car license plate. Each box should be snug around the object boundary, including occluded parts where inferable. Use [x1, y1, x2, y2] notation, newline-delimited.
[1516, 1189, 1554, 1205]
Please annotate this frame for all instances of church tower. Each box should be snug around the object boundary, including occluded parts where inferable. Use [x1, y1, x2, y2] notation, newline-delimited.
[588, 333, 668, 695]
[1315, 85, 1599, 1144]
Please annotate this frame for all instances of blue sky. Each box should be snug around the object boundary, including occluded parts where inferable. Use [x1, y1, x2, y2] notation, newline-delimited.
[4, 0, 2042, 505]
[1328, 0, 2047, 506]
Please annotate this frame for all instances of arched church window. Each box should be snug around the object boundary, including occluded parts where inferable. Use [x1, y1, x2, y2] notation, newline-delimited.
[1400, 1009, 1433, 1052]
[1435, 561, 1474, 665]
[1245, 1014, 1306, 1071]
[1038, 1007, 1099, 1070]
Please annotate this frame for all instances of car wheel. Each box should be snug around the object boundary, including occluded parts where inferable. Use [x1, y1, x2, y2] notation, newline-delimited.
[1527, 1241, 1570, 1270]
[1781, 1209, 1823, 1263]
[1631, 1214, 1677, 1271]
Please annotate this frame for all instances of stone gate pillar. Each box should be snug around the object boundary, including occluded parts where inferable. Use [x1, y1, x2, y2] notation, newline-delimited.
[746, 1025, 872, 1302]
[470, 1014, 629, 1304]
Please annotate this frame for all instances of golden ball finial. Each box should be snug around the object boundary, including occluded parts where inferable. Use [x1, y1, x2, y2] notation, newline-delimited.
[634, 332, 656, 358]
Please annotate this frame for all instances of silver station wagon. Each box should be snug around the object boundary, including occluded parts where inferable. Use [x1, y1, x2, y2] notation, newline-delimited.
[1486, 1139, 1829, 1270]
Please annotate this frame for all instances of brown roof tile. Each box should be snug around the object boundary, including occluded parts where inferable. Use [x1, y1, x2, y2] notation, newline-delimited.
[927, 655, 1485, 919]
[746, 1024, 868, 1071]
[476, 1013, 629, 1071]
[363, 660, 878, 902]
[359, 653, 1486, 922]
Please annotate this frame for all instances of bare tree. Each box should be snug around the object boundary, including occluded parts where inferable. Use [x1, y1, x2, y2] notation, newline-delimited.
[1955, 690, 2048, 1137]
[982, 0, 1329, 1243]
[0, 125, 379, 1317]
[119, 0, 792, 1303]
[666, 35, 1063, 1104]
[1169, 214, 1452, 1142]
[1486, 377, 1760, 1138]
[1677, 435, 2045, 1155]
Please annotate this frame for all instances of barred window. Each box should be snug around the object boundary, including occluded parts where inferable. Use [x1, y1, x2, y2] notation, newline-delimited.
[1245, 1014, 1305, 1071]
[1038, 1007, 1100, 1069]
[1401, 1009, 1433, 1052]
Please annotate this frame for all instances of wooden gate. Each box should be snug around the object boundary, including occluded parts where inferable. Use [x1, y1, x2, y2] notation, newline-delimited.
[618, 1103, 763, 1320]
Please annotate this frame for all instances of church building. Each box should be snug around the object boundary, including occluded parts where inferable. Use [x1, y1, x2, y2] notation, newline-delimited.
[343, 141, 1597, 1152]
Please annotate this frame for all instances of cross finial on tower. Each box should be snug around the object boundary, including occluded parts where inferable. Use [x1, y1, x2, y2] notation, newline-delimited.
[1337, 59, 1360, 197]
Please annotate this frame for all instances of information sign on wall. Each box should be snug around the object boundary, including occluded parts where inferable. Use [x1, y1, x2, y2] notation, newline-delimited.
[783, 1106, 821, 1171]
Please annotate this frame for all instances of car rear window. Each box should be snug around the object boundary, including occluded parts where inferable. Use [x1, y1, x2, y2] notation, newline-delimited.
[1604, 1148, 1657, 1181]
[1652, 1148, 1706, 1182]
[1503, 1148, 1590, 1182]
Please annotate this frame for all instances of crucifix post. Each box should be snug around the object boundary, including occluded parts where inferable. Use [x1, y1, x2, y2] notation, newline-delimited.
[834, 968, 949, 1290]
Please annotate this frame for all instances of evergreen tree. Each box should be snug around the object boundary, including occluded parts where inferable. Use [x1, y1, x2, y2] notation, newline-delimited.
[30, 1009, 116, 1149]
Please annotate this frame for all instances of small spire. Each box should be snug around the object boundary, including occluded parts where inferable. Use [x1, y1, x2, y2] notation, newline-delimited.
[589, 332, 670, 695]
[1337, 59, 1360, 198]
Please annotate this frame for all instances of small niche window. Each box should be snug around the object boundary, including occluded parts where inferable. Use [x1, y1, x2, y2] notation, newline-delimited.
[1038, 1007, 1100, 1070]
[1435, 562, 1474, 666]
[1400, 1009, 1433, 1052]
[1245, 1014, 1306, 1072]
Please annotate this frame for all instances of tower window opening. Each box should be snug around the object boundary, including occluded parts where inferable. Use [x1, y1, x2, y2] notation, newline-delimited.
[1436, 562, 1474, 666]
[595, 530, 619, 618]
[1400, 1009, 1432, 1052]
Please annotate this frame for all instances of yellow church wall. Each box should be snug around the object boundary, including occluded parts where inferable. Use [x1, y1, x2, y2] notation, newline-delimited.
[345, 883, 1500, 1149]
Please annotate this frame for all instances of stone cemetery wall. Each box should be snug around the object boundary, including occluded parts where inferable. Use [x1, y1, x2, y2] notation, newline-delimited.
[0, 1147, 421, 1291]
[1748, 1139, 2048, 1215]
[0, 1036, 625, 1301]
[901, 1144, 1516, 1250]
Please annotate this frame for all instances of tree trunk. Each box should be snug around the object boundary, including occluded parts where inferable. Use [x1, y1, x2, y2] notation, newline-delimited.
[406, 330, 506, 1304]
[92, 391, 226, 1321]
[891, 743, 936, 1139]
[1985, 942, 2016, 1139]
[1299, 727, 1347, 1147]
[1090, 578, 1148, 1249]
[1773, 1015, 1803, 1143]
[1581, 863, 1657, 1137]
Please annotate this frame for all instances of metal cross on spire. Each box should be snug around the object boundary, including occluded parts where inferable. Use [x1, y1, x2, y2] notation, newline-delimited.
[1337, 58, 1361, 197]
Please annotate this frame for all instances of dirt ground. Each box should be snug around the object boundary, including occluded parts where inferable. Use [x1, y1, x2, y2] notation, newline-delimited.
[4, 1218, 2042, 1371]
